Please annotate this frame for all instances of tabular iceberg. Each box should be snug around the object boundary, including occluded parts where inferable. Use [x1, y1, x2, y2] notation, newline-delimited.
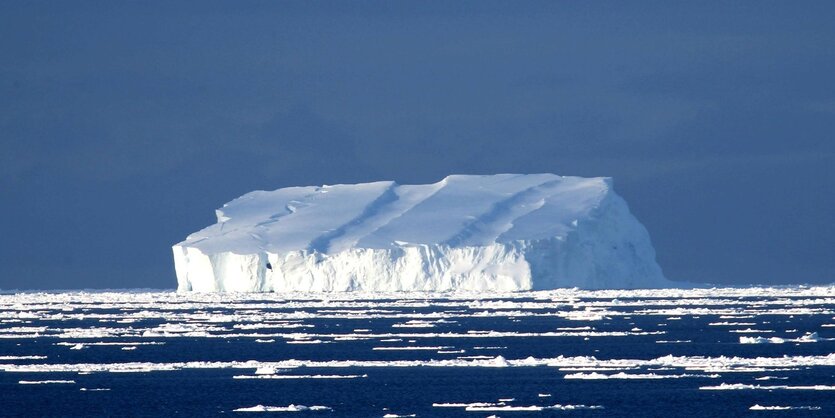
[173, 174, 672, 292]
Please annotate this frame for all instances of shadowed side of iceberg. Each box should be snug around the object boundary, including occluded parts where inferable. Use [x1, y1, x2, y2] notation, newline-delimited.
[522, 190, 669, 289]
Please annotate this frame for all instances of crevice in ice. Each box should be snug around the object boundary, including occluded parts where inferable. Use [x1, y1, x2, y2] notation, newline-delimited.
[442, 179, 561, 247]
[307, 182, 400, 254]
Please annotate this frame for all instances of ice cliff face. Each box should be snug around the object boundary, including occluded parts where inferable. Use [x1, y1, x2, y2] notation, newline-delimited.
[173, 174, 671, 292]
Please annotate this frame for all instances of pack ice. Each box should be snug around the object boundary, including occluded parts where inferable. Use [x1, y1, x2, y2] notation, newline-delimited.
[173, 174, 671, 292]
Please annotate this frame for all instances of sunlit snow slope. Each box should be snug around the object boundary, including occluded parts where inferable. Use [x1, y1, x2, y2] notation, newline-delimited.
[173, 174, 672, 292]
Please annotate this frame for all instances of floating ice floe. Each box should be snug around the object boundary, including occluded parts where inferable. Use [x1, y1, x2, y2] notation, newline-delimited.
[465, 404, 603, 412]
[392, 320, 438, 328]
[19, 380, 75, 384]
[749, 404, 821, 410]
[437, 349, 465, 354]
[731, 329, 774, 334]
[797, 331, 822, 342]
[700, 383, 835, 391]
[254, 367, 277, 375]
[233, 405, 332, 412]
[285, 339, 327, 344]
[739, 336, 785, 344]
[739, 332, 827, 344]
[564, 372, 719, 380]
[233, 374, 367, 380]
[56, 341, 163, 347]
[0, 355, 46, 360]
[433, 401, 602, 411]
[372, 346, 453, 351]
[559, 367, 637, 372]
[433, 402, 497, 408]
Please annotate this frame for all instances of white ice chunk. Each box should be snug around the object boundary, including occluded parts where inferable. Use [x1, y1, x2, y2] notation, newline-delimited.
[19, 380, 75, 384]
[739, 336, 785, 344]
[233, 405, 332, 412]
[749, 405, 821, 410]
[465, 404, 604, 411]
[701, 383, 835, 391]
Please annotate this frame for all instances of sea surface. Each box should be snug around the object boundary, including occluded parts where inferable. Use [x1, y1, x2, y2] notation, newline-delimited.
[1, 287, 834, 417]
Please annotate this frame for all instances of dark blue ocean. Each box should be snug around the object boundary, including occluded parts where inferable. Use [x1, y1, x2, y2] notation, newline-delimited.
[1, 288, 833, 417]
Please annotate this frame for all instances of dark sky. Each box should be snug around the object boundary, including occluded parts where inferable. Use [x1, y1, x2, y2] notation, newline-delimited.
[1, 1, 833, 290]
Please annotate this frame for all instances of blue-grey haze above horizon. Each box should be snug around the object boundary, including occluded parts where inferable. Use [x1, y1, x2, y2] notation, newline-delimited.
[1, 1, 833, 290]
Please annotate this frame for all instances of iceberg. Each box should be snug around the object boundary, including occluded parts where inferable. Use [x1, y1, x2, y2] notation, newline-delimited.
[173, 174, 671, 292]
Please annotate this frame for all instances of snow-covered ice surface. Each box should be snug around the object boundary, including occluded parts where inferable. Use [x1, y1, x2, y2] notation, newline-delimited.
[174, 174, 672, 292]
[1, 286, 834, 416]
